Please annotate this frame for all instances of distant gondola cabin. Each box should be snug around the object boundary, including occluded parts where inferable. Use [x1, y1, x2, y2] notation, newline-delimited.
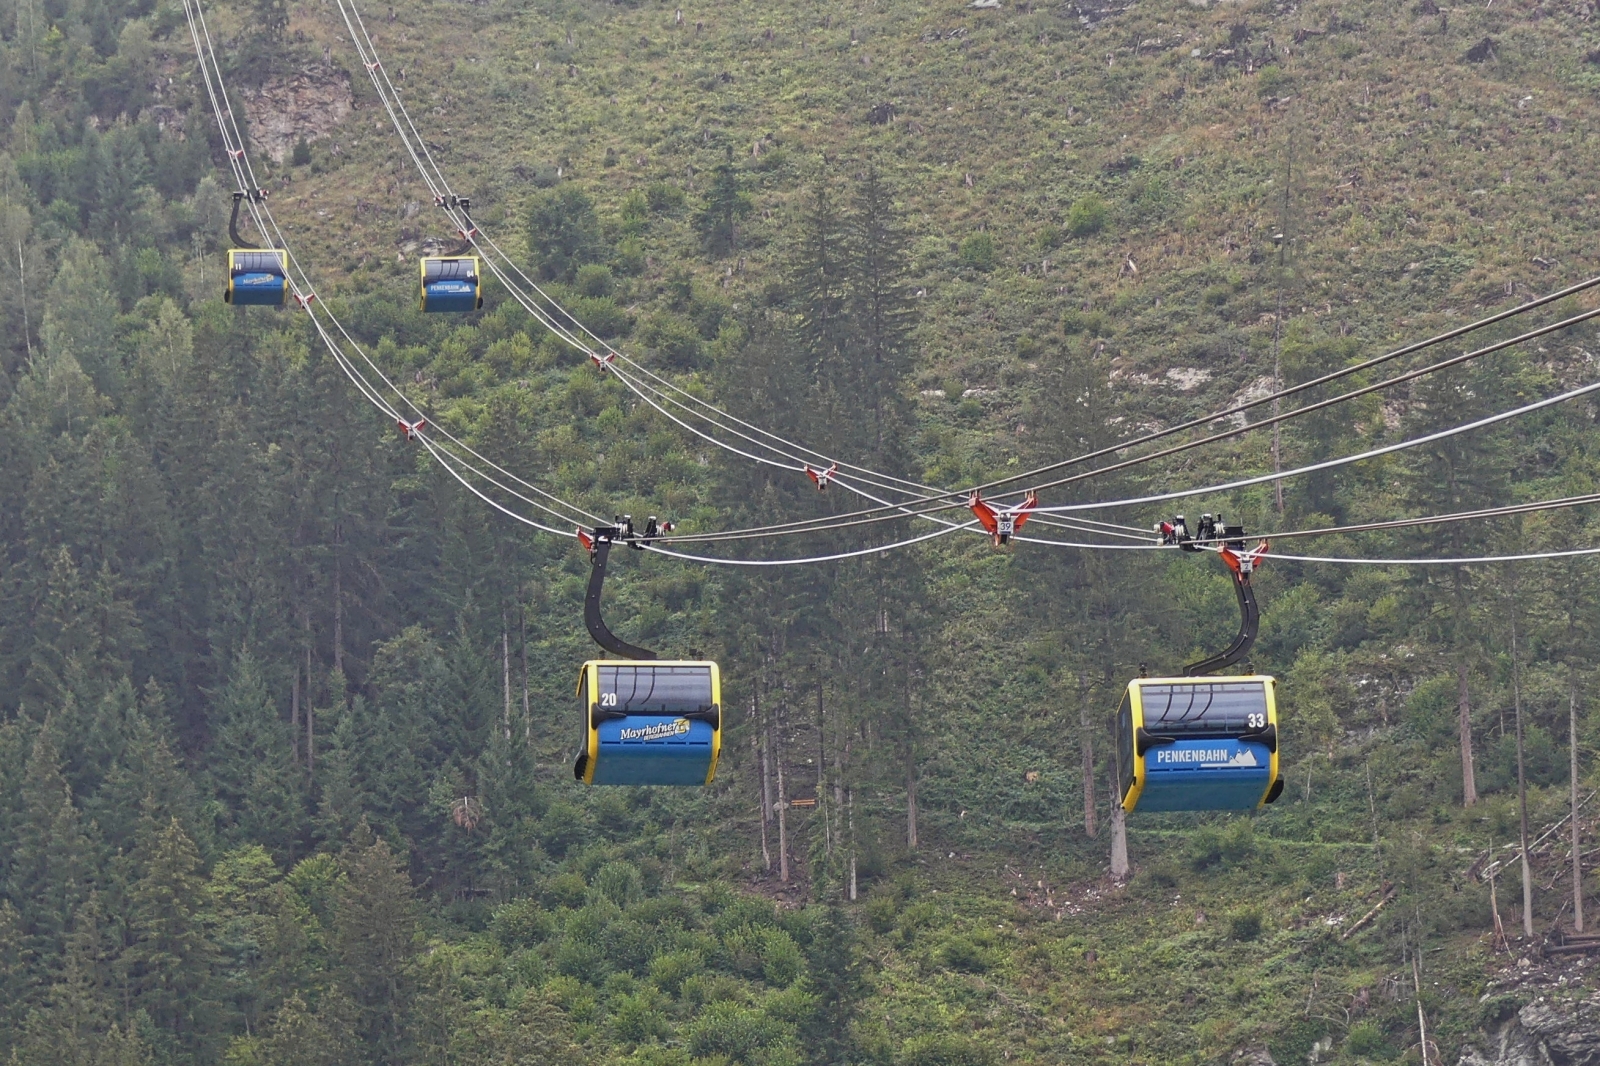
[419, 256, 482, 313]
[574, 661, 721, 786]
[1117, 676, 1282, 813]
[225, 249, 288, 306]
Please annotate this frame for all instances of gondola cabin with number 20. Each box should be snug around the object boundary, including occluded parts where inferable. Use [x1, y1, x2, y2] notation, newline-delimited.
[574, 661, 721, 786]
[1117, 676, 1283, 812]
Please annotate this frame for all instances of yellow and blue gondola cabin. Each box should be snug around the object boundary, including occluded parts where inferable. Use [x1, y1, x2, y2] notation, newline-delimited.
[225, 249, 288, 306]
[1117, 676, 1282, 813]
[419, 256, 482, 313]
[575, 660, 721, 786]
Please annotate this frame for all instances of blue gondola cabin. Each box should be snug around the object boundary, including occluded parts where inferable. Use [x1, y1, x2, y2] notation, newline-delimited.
[1117, 676, 1283, 813]
[225, 249, 288, 306]
[419, 256, 482, 312]
[574, 661, 721, 786]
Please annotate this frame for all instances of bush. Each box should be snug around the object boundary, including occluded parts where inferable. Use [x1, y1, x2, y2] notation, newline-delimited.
[864, 892, 900, 934]
[639, 313, 704, 369]
[939, 936, 991, 973]
[492, 897, 554, 949]
[1188, 820, 1257, 871]
[645, 181, 686, 214]
[574, 263, 614, 297]
[612, 238, 646, 275]
[685, 1002, 795, 1065]
[565, 296, 632, 339]
[1345, 1022, 1395, 1058]
[958, 232, 996, 271]
[291, 136, 311, 166]
[591, 860, 644, 908]
[1066, 194, 1109, 237]
[649, 949, 704, 995]
[899, 1034, 998, 1066]
[526, 185, 607, 281]
[608, 989, 672, 1044]
[1228, 907, 1264, 942]
[1257, 64, 1293, 97]
[758, 928, 803, 987]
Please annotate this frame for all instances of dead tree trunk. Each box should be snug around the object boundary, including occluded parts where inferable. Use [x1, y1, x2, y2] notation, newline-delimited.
[1459, 658, 1478, 807]
[1107, 739, 1128, 879]
[304, 641, 315, 778]
[290, 666, 301, 767]
[817, 682, 830, 857]
[758, 692, 773, 873]
[1513, 613, 1533, 939]
[521, 604, 530, 741]
[904, 669, 918, 852]
[846, 738, 857, 901]
[1080, 672, 1097, 838]
[502, 619, 513, 742]
[1572, 674, 1585, 933]
[776, 698, 790, 884]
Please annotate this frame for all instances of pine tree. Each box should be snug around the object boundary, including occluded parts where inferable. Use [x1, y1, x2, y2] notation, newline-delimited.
[799, 906, 866, 1065]
[696, 149, 751, 256]
[8, 723, 91, 981]
[206, 650, 303, 860]
[40, 238, 119, 398]
[122, 815, 216, 1051]
[333, 832, 418, 1062]
[17, 893, 119, 1066]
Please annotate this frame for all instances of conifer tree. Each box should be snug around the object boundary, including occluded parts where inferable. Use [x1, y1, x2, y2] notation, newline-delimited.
[206, 650, 302, 860]
[799, 906, 866, 1065]
[123, 815, 216, 1051]
[333, 832, 418, 1061]
[8, 723, 91, 980]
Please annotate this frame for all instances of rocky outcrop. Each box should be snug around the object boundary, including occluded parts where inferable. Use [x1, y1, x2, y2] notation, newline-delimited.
[1458, 992, 1600, 1066]
[238, 66, 353, 163]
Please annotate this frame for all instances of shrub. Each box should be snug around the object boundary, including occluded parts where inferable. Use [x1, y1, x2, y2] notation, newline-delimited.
[649, 949, 705, 995]
[591, 860, 644, 908]
[864, 892, 900, 934]
[1188, 820, 1257, 871]
[639, 313, 705, 369]
[526, 185, 607, 281]
[1228, 907, 1264, 942]
[608, 989, 673, 1044]
[1345, 1022, 1395, 1058]
[645, 181, 686, 213]
[1257, 64, 1293, 97]
[612, 238, 646, 275]
[958, 232, 997, 271]
[1035, 223, 1062, 252]
[758, 928, 803, 987]
[685, 1002, 794, 1065]
[291, 136, 311, 166]
[564, 296, 632, 339]
[899, 1034, 998, 1066]
[1066, 194, 1109, 237]
[574, 263, 614, 297]
[492, 897, 554, 949]
[939, 936, 990, 973]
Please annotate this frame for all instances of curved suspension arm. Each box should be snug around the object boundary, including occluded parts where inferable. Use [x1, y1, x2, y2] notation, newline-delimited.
[229, 192, 259, 249]
[585, 529, 658, 660]
[1183, 542, 1266, 676]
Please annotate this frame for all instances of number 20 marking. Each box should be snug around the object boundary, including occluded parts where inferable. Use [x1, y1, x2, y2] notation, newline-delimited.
[600, 692, 618, 707]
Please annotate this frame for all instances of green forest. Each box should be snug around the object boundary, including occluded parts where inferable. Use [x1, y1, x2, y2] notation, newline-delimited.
[3, 0, 1600, 1061]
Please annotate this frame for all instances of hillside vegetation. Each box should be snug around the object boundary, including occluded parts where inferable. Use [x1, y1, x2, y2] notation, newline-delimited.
[1, 0, 1600, 1062]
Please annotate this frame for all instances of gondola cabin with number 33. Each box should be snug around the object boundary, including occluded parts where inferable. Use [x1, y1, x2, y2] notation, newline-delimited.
[1117, 676, 1280, 811]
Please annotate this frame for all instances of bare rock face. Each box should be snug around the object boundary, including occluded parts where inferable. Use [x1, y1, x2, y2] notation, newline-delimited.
[238, 67, 353, 163]
[1459, 993, 1600, 1066]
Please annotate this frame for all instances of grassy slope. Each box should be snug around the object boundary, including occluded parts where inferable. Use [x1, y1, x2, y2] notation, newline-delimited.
[208, 0, 1600, 1059]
